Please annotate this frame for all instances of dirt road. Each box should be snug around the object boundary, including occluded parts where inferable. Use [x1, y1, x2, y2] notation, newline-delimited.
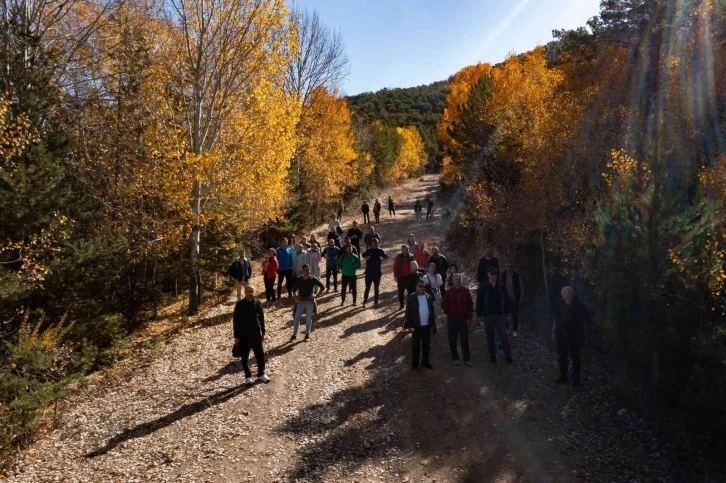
[8, 175, 585, 482]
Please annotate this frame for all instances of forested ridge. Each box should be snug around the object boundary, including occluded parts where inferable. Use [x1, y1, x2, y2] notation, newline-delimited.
[1, 0, 725, 478]
[347, 81, 449, 164]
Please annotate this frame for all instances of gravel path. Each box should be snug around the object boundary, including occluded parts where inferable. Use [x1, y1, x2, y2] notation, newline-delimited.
[6, 175, 685, 483]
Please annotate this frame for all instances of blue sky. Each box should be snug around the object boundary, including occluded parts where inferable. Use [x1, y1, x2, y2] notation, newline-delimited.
[291, 0, 602, 95]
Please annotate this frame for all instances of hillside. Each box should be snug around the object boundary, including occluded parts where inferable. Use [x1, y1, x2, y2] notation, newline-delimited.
[347, 81, 449, 160]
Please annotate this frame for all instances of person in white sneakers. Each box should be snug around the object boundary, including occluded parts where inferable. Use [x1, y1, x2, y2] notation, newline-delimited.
[233, 285, 271, 385]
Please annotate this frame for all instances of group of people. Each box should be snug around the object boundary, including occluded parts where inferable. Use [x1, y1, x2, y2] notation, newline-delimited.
[229, 197, 590, 387]
[413, 196, 435, 222]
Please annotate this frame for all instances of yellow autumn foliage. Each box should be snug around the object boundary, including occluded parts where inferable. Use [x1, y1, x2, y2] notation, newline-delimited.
[392, 126, 427, 181]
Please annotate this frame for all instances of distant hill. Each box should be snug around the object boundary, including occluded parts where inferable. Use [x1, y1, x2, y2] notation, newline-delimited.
[346, 81, 450, 162]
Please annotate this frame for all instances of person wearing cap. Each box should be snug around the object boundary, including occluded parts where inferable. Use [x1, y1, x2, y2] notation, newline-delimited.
[233, 285, 271, 384]
[291, 265, 325, 341]
[362, 238, 388, 306]
[553, 287, 590, 386]
[501, 261, 525, 337]
[476, 265, 513, 364]
[405, 278, 437, 369]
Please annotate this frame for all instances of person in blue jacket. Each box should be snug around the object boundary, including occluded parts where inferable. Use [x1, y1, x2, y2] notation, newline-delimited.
[276, 238, 295, 299]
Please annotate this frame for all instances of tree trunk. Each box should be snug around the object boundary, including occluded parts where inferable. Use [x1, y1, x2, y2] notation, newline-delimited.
[540, 229, 550, 314]
[189, 223, 201, 314]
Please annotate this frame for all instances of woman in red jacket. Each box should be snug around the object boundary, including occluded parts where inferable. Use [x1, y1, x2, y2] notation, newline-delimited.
[414, 241, 430, 269]
[262, 248, 279, 306]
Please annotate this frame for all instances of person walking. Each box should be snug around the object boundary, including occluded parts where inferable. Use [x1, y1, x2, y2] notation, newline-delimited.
[425, 196, 434, 220]
[477, 265, 513, 364]
[441, 273, 473, 367]
[406, 280, 437, 370]
[346, 221, 363, 256]
[276, 238, 294, 299]
[229, 250, 252, 301]
[423, 263, 445, 319]
[373, 199, 382, 223]
[261, 249, 279, 306]
[337, 199, 344, 220]
[387, 196, 396, 218]
[363, 225, 381, 250]
[393, 245, 415, 310]
[233, 285, 271, 385]
[553, 287, 590, 386]
[501, 261, 525, 337]
[414, 241, 430, 269]
[406, 234, 417, 252]
[338, 244, 361, 306]
[291, 265, 325, 341]
[362, 238, 388, 306]
[308, 243, 322, 279]
[414, 200, 423, 221]
[361, 200, 370, 224]
[427, 246, 450, 281]
[476, 247, 500, 288]
[322, 239, 340, 292]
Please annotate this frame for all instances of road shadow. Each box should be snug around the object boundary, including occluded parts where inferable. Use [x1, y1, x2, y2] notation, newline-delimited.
[202, 342, 297, 383]
[86, 383, 252, 458]
[188, 312, 230, 331]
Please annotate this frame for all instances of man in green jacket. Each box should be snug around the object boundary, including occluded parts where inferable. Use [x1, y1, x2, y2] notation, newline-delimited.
[338, 243, 361, 306]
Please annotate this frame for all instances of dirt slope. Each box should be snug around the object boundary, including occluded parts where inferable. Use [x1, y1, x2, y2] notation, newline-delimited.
[8, 175, 586, 483]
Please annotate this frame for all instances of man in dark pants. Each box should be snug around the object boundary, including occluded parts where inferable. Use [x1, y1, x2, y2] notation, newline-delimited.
[477, 265, 513, 364]
[393, 245, 415, 310]
[229, 250, 252, 301]
[362, 238, 388, 306]
[501, 261, 525, 337]
[276, 238, 294, 299]
[476, 247, 499, 288]
[425, 196, 434, 220]
[346, 221, 363, 256]
[321, 239, 340, 292]
[441, 273, 474, 366]
[361, 200, 370, 224]
[405, 280, 437, 369]
[553, 287, 590, 386]
[233, 285, 271, 385]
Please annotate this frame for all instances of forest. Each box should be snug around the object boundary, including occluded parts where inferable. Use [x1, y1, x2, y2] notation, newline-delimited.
[440, 0, 726, 459]
[0, 0, 428, 453]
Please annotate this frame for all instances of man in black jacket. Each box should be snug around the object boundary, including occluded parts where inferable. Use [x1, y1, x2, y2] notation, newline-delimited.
[346, 221, 363, 256]
[361, 200, 370, 224]
[427, 246, 449, 279]
[405, 280, 437, 369]
[362, 238, 388, 306]
[229, 251, 252, 301]
[552, 287, 590, 386]
[501, 261, 525, 337]
[476, 247, 499, 288]
[233, 285, 270, 385]
[477, 265, 513, 364]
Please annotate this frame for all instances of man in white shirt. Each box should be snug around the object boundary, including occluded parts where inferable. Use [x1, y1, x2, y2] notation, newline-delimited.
[328, 213, 342, 233]
[405, 279, 437, 369]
